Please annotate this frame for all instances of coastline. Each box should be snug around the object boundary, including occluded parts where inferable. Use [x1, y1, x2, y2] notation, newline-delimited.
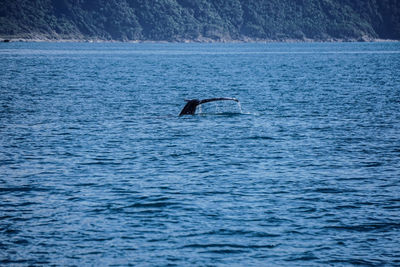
[1, 35, 398, 44]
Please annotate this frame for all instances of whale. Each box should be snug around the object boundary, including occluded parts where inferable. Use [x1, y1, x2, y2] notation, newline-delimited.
[179, 97, 239, 116]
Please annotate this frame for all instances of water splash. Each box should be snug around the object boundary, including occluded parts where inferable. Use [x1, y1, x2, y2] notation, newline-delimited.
[196, 98, 242, 115]
[237, 100, 243, 113]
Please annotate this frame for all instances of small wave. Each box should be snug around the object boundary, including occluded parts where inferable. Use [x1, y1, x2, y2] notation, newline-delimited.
[324, 222, 400, 232]
[2, 201, 38, 207]
[82, 237, 113, 242]
[79, 160, 122, 166]
[0, 259, 49, 265]
[334, 205, 360, 210]
[285, 251, 318, 261]
[198, 112, 244, 117]
[127, 202, 176, 208]
[125, 199, 178, 209]
[311, 187, 357, 194]
[325, 258, 386, 265]
[180, 229, 280, 238]
[0, 186, 48, 193]
[73, 183, 97, 187]
[246, 136, 275, 140]
[13, 239, 29, 245]
[181, 243, 277, 249]
[201, 249, 247, 254]
[363, 161, 383, 167]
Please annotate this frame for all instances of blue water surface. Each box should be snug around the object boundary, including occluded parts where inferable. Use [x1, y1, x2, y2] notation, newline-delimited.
[1, 41, 400, 265]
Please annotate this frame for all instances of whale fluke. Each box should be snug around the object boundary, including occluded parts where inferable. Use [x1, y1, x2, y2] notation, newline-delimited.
[179, 98, 239, 116]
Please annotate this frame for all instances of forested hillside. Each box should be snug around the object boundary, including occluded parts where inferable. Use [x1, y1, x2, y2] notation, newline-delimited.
[1, 0, 399, 41]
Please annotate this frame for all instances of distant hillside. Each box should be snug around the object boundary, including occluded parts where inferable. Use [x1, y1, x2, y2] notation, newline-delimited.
[0, 0, 399, 41]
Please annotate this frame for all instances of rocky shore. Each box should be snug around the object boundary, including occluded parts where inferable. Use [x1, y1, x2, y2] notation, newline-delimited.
[1, 34, 396, 44]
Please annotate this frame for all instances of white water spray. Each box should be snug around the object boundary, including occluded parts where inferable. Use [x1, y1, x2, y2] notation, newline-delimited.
[193, 98, 242, 115]
[237, 100, 243, 113]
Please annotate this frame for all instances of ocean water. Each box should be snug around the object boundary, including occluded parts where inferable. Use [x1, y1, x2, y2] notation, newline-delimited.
[1, 41, 400, 266]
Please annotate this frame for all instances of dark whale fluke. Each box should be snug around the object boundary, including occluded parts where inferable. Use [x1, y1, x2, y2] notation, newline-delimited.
[179, 97, 239, 116]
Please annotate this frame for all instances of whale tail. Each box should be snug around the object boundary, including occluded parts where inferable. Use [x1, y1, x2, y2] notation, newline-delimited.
[179, 98, 239, 116]
[179, 99, 201, 116]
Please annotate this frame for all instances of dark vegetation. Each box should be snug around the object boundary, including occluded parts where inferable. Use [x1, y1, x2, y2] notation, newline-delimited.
[0, 0, 399, 41]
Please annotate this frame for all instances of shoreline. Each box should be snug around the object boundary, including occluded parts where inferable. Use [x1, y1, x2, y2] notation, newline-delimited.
[1, 36, 398, 44]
